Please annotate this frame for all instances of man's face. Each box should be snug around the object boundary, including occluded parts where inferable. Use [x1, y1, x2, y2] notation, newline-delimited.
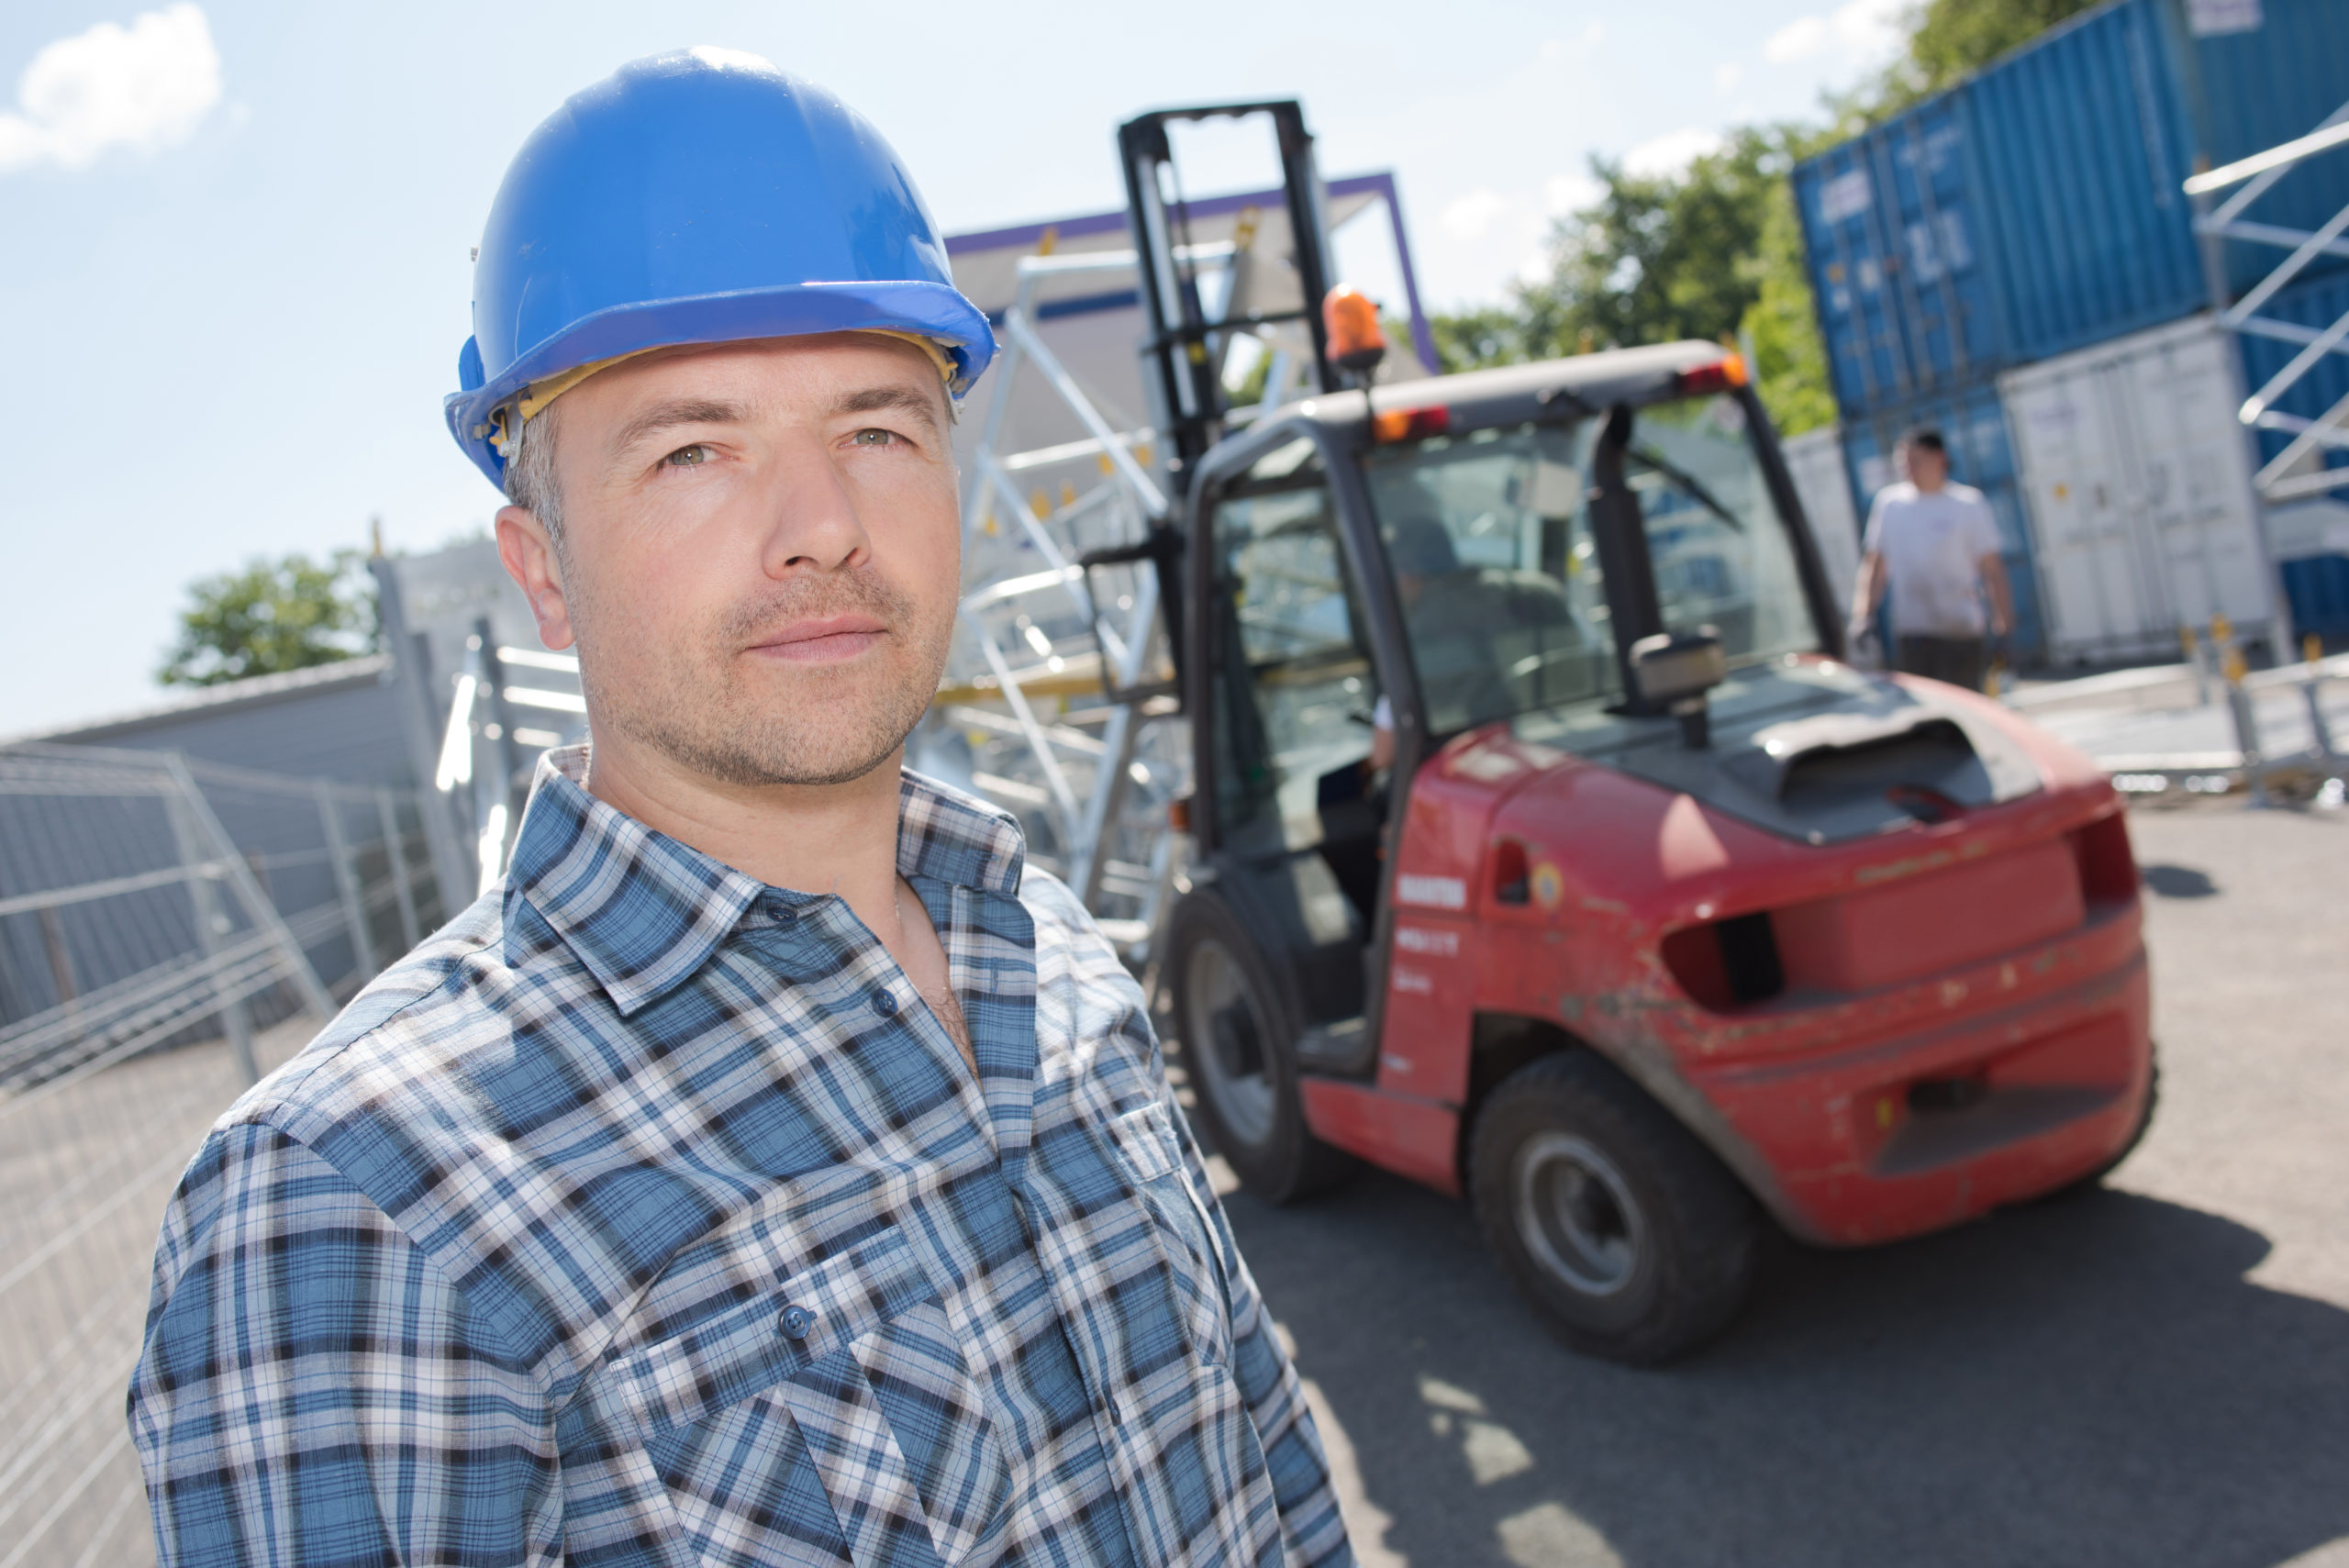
[504, 334, 961, 788]
[1901, 441, 1950, 491]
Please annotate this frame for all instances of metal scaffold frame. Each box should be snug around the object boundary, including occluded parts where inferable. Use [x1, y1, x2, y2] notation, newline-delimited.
[926, 240, 1231, 959]
[2190, 97, 2349, 502]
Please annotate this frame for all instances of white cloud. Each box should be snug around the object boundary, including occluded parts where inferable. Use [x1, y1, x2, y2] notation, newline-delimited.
[0, 6, 221, 174]
[1714, 61, 1745, 95]
[1764, 0, 1907, 68]
[1831, 0, 1909, 59]
[1544, 172, 1603, 216]
[1535, 21, 1607, 65]
[1440, 188, 1511, 242]
[1764, 15, 1831, 63]
[1622, 127, 1723, 179]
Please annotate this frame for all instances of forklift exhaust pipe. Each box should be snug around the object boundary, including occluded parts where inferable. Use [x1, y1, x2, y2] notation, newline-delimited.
[1631, 629, 1729, 749]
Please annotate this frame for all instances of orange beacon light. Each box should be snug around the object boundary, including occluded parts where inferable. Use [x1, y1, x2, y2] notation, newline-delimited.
[1322, 285, 1388, 374]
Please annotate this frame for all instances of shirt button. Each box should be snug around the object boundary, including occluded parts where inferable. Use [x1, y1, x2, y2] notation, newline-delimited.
[872, 988, 898, 1018]
[779, 1305, 815, 1340]
[773, 904, 796, 928]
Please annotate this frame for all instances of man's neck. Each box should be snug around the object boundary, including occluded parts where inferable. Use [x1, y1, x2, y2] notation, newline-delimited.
[581, 729, 905, 914]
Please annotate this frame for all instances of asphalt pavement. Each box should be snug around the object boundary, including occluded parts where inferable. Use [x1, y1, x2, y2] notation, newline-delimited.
[1178, 799, 2349, 1568]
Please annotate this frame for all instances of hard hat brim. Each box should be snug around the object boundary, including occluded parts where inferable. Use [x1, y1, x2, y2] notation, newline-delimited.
[445, 278, 996, 487]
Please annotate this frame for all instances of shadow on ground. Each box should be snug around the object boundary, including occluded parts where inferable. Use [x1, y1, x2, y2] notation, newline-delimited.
[1221, 1162, 2349, 1567]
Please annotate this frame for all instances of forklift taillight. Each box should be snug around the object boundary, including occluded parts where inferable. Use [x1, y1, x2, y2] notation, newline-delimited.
[1371, 405, 1450, 443]
[1673, 354, 1748, 398]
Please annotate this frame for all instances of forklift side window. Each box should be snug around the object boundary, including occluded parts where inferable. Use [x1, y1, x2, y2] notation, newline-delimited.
[1207, 442, 1379, 856]
[1364, 423, 1618, 737]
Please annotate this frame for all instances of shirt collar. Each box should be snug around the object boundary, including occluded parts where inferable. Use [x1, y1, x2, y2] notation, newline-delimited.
[505, 745, 1027, 1016]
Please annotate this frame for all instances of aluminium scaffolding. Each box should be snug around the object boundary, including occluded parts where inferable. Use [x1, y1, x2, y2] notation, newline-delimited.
[2191, 98, 2349, 505]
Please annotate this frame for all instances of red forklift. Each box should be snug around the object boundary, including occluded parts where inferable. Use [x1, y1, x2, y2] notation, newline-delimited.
[1100, 103, 2154, 1363]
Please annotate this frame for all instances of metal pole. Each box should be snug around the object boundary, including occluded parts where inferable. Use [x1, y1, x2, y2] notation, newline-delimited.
[375, 787, 423, 951]
[316, 781, 376, 985]
[166, 780, 256, 1085]
[2303, 635, 2337, 759]
[163, 755, 337, 1025]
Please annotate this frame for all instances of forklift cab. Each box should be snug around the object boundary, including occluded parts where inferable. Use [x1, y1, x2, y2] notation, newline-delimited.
[1174, 345, 1836, 1134]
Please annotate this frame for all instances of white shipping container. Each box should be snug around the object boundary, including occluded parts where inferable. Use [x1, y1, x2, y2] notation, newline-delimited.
[1998, 315, 2278, 663]
[1780, 426, 1862, 617]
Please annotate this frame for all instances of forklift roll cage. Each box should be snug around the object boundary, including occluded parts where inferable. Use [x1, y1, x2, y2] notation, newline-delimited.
[1174, 353, 1851, 1073]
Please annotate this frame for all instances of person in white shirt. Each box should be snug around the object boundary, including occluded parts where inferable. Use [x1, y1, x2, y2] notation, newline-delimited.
[1849, 428, 2012, 691]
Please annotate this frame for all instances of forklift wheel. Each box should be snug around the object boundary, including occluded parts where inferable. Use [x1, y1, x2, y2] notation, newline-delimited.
[1472, 1052, 1758, 1365]
[1165, 893, 1356, 1205]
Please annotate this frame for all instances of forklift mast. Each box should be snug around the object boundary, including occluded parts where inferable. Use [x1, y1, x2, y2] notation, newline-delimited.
[1116, 101, 1346, 495]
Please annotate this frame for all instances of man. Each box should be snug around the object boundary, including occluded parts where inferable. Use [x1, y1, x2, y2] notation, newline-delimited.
[128, 52, 1351, 1568]
[1849, 428, 2012, 691]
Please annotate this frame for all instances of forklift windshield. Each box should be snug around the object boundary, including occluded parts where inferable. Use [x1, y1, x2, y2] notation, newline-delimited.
[1363, 394, 1820, 739]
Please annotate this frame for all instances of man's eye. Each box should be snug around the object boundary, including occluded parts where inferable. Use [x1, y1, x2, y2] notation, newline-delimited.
[662, 444, 712, 467]
[851, 428, 900, 448]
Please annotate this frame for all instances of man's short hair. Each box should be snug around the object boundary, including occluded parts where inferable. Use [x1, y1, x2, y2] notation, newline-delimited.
[1900, 427, 1947, 456]
[503, 402, 565, 547]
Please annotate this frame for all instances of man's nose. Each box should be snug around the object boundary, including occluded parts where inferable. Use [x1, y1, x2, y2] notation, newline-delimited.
[757, 438, 874, 578]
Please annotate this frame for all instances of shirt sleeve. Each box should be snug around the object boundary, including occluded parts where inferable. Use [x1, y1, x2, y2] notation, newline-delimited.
[1965, 494, 2004, 560]
[1167, 1094, 1355, 1568]
[1861, 491, 1888, 555]
[129, 1121, 561, 1568]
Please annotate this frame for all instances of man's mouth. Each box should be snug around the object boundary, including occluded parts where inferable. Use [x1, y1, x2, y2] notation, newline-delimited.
[746, 613, 889, 664]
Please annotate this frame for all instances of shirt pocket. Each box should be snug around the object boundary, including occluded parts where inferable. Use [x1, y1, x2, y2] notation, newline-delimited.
[1105, 1098, 1236, 1369]
[598, 1225, 1016, 1568]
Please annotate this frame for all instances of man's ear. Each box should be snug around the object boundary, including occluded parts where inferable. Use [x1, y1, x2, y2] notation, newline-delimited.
[495, 506, 576, 651]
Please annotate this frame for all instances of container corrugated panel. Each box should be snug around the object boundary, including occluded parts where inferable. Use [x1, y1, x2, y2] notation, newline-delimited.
[2000, 315, 2277, 663]
[2190, 0, 2349, 295]
[1795, 0, 2349, 423]
[1795, 95, 2010, 416]
[1962, 0, 2204, 363]
[1840, 384, 2049, 663]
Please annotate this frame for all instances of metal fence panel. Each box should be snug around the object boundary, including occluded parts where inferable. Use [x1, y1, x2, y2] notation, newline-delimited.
[0, 743, 446, 1567]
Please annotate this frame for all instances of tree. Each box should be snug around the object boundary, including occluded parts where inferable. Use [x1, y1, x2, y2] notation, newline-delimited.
[1740, 182, 1839, 437]
[1431, 128, 1791, 374]
[1865, 0, 2103, 117]
[158, 550, 379, 687]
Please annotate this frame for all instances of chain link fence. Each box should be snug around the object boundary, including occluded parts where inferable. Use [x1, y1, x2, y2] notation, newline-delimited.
[0, 743, 446, 1567]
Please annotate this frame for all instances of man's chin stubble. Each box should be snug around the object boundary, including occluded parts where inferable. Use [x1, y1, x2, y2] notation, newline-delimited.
[591, 654, 942, 790]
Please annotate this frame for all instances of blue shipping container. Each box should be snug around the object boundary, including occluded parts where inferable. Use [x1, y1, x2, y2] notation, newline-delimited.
[1839, 384, 2049, 663]
[1794, 0, 2349, 420]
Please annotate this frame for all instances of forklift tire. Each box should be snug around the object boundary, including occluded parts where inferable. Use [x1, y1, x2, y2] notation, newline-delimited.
[1164, 892, 1357, 1206]
[1471, 1051, 1758, 1365]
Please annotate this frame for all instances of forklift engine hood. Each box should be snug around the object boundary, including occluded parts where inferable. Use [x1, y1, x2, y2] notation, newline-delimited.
[1513, 659, 2043, 845]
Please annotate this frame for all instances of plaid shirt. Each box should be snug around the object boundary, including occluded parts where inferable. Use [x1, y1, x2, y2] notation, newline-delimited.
[129, 749, 1351, 1568]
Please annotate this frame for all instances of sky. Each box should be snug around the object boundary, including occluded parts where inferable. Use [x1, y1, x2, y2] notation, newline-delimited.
[0, 0, 1906, 736]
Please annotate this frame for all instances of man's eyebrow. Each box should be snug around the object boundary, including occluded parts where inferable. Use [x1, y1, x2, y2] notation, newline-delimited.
[834, 384, 945, 436]
[610, 397, 748, 453]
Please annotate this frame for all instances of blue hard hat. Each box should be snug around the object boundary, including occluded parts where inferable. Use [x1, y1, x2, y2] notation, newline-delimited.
[445, 49, 996, 486]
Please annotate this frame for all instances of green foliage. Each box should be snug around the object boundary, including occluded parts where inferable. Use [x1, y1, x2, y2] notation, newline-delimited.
[1741, 178, 1839, 437]
[1867, 0, 2103, 117]
[158, 550, 380, 687]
